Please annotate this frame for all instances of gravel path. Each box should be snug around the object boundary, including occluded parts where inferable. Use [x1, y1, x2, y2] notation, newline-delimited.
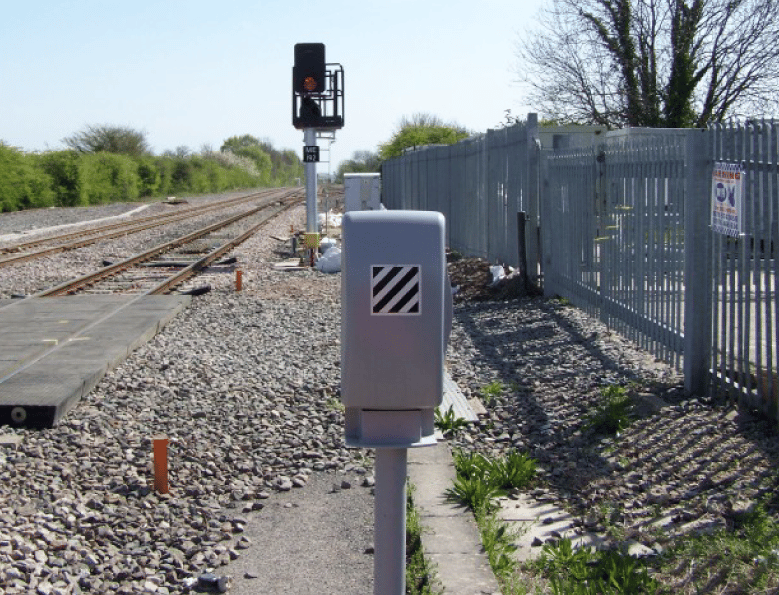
[1, 195, 777, 594]
[221, 472, 374, 595]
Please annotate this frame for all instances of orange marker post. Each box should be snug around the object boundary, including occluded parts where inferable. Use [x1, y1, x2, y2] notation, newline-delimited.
[236, 269, 243, 292]
[153, 436, 169, 494]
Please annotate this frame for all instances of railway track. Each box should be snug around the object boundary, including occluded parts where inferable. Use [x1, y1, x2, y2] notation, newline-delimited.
[27, 187, 301, 297]
[0, 189, 283, 268]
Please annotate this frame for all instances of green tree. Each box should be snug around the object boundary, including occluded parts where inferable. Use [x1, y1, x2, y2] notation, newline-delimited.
[230, 145, 273, 185]
[220, 135, 303, 185]
[335, 150, 380, 182]
[63, 124, 150, 156]
[220, 134, 262, 153]
[379, 114, 469, 161]
[517, 0, 779, 128]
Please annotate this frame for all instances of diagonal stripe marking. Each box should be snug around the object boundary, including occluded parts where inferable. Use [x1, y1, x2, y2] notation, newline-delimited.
[382, 271, 420, 313]
[372, 266, 413, 308]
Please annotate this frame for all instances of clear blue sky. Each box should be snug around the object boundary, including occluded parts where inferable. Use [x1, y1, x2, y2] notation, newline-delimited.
[1, 0, 542, 171]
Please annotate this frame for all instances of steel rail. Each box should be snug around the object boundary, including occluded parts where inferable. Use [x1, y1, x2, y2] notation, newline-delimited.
[0, 190, 281, 267]
[32, 189, 300, 297]
[0, 190, 274, 254]
[146, 201, 297, 295]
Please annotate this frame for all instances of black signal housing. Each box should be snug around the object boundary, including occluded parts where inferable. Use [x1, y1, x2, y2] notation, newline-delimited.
[293, 43, 326, 95]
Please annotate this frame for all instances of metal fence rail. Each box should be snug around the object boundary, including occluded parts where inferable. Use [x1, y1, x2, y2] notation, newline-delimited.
[545, 133, 688, 370]
[710, 122, 779, 417]
[382, 118, 779, 421]
[382, 117, 539, 279]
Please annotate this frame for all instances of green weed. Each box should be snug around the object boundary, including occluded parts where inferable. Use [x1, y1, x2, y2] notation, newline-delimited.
[449, 450, 534, 593]
[480, 381, 505, 406]
[325, 396, 344, 412]
[536, 538, 658, 594]
[490, 451, 537, 491]
[406, 484, 438, 595]
[476, 507, 520, 580]
[655, 502, 779, 593]
[452, 450, 493, 480]
[584, 384, 633, 436]
[434, 406, 468, 437]
[446, 474, 505, 512]
[452, 449, 537, 492]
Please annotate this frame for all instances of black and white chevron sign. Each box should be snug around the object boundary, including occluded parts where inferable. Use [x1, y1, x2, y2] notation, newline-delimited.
[371, 265, 421, 314]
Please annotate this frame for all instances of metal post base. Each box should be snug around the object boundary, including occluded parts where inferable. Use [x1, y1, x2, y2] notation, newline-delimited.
[374, 447, 407, 595]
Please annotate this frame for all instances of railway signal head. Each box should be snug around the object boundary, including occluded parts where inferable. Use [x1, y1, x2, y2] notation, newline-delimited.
[291, 42, 344, 130]
[293, 43, 326, 95]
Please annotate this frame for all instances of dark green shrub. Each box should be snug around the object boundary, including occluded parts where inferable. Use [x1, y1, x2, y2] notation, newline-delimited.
[137, 157, 161, 197]
[40, 150, 85, 207]
[154, 156, 175, 196]
[169, 157, 193, 195]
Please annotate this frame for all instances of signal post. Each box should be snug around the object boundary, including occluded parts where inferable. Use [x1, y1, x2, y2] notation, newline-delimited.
[292, 43, 344, 257]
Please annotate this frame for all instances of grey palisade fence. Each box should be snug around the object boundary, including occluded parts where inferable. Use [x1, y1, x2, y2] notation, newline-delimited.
[381, 116, 779, 421]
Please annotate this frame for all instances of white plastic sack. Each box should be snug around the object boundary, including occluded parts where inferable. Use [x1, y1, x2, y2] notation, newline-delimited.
[319, 237, 338, 252]
[318, 211, 343, 229]
[316, 246, 341, 273]
[490, 265, 506, 286]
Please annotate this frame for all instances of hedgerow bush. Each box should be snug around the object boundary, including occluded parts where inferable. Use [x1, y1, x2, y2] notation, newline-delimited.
[137, 157, 161, 197]
[39, 150, 85, 207]
[1, 133, 298, 213]
[0, 144, 54, 211]
[80, 152, 140, 204]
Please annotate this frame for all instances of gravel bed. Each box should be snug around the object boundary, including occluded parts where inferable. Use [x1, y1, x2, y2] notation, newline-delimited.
[0, 204, 147, 237]
[0, 193, 286, 299]
[0, 199, 370, 594]
[444, 288, 779, 588]
[1, 197, 778, 593]
[0, 191, 260, 237]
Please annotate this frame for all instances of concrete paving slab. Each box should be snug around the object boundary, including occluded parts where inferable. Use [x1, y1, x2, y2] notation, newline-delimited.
[441, 372, 480, 422]
[0, 295, 190, 428]
[497, 493, 607, 563]
[408, 443, 502, 595]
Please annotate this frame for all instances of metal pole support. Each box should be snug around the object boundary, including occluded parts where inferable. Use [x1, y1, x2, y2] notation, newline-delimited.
[374, 447, 407, 595]
[517, 211, 529, 292]
[304, 128, 318, 234]
[683, 128, 713, 396]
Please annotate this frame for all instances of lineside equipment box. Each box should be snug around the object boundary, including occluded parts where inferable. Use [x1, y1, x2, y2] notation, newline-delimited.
[344, 173, 381, 212]
[341, 210, 449, 447]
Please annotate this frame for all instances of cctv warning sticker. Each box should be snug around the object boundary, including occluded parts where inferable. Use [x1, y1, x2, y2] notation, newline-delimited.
[371, 265, 421, 315]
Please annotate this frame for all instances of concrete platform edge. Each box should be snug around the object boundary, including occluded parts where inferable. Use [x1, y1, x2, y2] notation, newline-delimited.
[0, 295, 192, 428]
[408, 442, 503, 595]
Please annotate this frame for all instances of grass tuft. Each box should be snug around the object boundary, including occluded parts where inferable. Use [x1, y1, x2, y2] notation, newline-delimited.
[534, 538, 659, 594]
[434, 406, 468, 437]
[480, 381, 505, 406]
[584, 384, 633, 436]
